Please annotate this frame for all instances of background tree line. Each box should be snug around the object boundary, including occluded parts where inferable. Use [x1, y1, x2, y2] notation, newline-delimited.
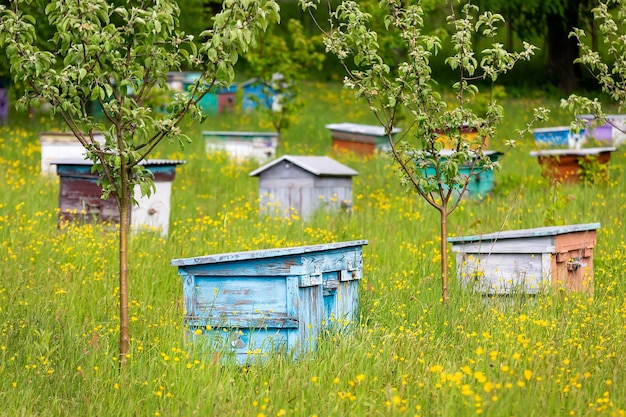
[0, 0, 614, 95]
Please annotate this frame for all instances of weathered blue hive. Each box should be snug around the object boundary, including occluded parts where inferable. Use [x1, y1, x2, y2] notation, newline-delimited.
[171, 240, 368, 364]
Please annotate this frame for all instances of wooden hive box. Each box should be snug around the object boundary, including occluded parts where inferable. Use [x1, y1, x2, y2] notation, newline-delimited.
[249, 155, 359, 220]
[529, 147, 616, 184]
[52, 159, 184, 236]
[181, 72, 218, 115]
[325, 123, 401, 155]
[203, 131, 279, 162]
[448, 223, 600, 295]
[240, 78, 275, 111]
[418, 150, 503, 199]
[217, 86, 237, 114]
[171, 240, 368, 364]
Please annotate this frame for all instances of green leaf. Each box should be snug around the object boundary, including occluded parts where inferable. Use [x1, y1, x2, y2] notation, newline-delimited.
[91, 86, 102, 101]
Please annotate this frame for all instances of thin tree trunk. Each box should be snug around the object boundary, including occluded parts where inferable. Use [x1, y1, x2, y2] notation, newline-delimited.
[440, 207, 449, 304]
[118, 170, 131, 365]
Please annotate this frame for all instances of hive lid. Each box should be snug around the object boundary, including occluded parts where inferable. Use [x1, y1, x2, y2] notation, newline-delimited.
[50, 158, 186, 166]
[249, 155, 359, 177]
[447, 223, 601, 244]
[529, 147, 616, 157]
[171, 240, 369, 267]
[325, 123, 401, 136]
[39, 131, 105, 144]
[436, 149, 503, 159]
[202, 131, 278, 138]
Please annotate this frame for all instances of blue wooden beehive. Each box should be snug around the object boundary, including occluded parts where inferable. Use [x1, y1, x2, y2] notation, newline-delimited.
[241, 78, 275, 111]
[171, 240, 368, 363]
[532, 126, 585, 148]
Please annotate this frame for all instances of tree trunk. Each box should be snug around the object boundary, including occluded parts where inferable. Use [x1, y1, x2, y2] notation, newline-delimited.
[118, 169, 131, 366]
[546, 0, 581, 93]
[440, 207, 449, 304]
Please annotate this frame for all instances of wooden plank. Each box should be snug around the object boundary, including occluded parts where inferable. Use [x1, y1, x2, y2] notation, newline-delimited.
[176, 249, 364, 278]
[295, 282, 324, 352]
[457, 253, 550, 294]
[258, 178, 315, 188]
[451, 236, 555, 254]
[286, 276, 300, 351]
[182, 274, 196, 317]
[171, 240, 368, 267]
[185, 313, 299, 329]
[299, 274, 323, 287]
[192, 277, 288, 317]
[448, 223, 601, 244]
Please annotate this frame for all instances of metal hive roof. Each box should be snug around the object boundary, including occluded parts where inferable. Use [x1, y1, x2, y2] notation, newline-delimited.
[249, 155, 359, 177]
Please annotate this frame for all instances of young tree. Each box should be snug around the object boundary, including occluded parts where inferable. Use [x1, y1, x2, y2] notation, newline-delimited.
[0, 0, 279, 364]
[301, 0, 545, 302]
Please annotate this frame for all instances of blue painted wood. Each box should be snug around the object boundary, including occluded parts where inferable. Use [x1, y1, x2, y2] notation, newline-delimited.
[172, 240, 367, 363]
[240, 78, 275, 110]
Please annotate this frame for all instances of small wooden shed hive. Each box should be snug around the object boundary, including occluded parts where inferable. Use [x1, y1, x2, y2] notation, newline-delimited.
[249, 155, 359, 220]
[39, 132, 105, 175]
[325, 123, 401, 155]
[171, 240, 368, 364]
[448, 223, 600, 295]
[52, 159, 185, 236]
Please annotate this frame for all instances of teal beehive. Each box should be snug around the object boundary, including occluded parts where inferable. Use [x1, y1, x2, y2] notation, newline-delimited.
[171, 240, 367, 364]
[419, 150, 502, 199]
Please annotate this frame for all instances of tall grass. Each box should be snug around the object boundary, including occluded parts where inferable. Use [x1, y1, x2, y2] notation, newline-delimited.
[1, 82, 626, 416]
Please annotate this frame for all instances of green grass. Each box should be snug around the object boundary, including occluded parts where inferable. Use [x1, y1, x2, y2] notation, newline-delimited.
[1, 82, 626, 416]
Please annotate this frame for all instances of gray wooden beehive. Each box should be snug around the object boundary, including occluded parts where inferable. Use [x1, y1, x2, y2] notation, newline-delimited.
[249, 155, 358, 220]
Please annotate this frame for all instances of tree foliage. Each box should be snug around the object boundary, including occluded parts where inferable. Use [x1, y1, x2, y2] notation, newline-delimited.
[0, 0, 279, 364]
[301, 0, 547, 301]
[243, 18, 325, 136]
[479, 0, 595, 92]
[562, 0, 626, 130]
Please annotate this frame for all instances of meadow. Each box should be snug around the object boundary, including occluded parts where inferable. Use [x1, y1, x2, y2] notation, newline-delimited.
[1, 82, 626, 416]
